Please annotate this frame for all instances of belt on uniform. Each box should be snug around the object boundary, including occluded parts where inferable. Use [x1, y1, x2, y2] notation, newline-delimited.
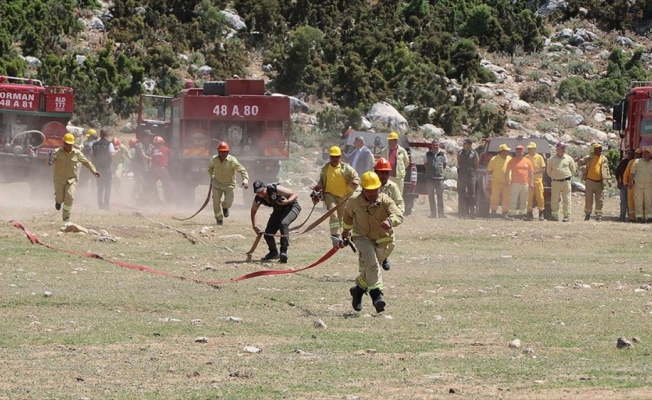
[552, 177, 571, 181]
[586, 178, 601, 182]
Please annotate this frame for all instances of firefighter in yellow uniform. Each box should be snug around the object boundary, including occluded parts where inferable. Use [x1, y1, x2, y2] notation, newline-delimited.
[628, 148, 652, 223]
[525, 142, 546, 221]
[487, 143, 512, 217]
[314, 146, 359, 236]
[51, 133, 99, 222]
[342, 171, 403, 313]
[624, 148, 643, 221]
[208, 141, 249, 226]
[578, 143, 612, 221]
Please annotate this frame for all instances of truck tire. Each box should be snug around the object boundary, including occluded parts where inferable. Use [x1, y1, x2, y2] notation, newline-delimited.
[203, 81, 226, 96]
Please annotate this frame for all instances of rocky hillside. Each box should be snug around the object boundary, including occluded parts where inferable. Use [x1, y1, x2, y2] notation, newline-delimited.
[2, 0, 652, 170]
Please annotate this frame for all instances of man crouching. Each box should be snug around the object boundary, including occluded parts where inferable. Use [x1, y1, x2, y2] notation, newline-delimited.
[342, 171, 403, 313]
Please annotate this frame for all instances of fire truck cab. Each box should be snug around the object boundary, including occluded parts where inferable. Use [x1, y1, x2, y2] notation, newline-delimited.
[0, 75, 74, 185]
[136, 79, 291, 204]
[613, 81, 652, 151]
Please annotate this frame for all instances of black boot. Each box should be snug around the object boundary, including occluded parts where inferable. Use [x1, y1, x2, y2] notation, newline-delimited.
[261, 250, 279, 261]
[382, 258, 390, 271]
[350, 285, 365, 312]
[222, 207, 229, 218]
[369, 288, 385, 313]
[279, 247, 288, 264]
[523, 211, 533, 221]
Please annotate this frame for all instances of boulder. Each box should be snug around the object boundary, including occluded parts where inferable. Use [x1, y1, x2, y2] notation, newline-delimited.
[593, 112, 606, 123]
[177, 53, 189, 63]
[142, 79, 156, 93]
[88, 16, 105, 31]
[506, 120, 523, 130]
[220, 10, 247, 31]
[134, 6, 146, 15]
[360, 117, 373, 129]
[554, 28, 573, 40]
[403, 104, 418, 113]
[365, 102, 409, 132]
[614, 36, 634, 47]
[22, 56, 42, 67]
[510, 99, 531, 113]
[262, 64, 273, 73]
[576, 125, 608, 142]
[420, 124, 445, 138]
[538, 0, 567, 16]
[480, 59, 510, 83]
[443, 179, 457, 190]
[75, 55, 87, 66]
[198, 65, 212, 75]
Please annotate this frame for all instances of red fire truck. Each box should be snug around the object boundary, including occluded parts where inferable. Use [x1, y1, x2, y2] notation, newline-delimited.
[613, 81, 652, 151]
[0, 76, 74, 186]
[136, 79, 291, 204]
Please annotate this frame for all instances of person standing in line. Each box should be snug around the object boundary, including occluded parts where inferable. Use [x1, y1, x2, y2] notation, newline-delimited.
[380, 131, 410, 193]
[345, 136, 374, 177]
[250, 179, 301, 263]
[628, 148, 652, 223]
[51, 133, 100, 222]
[313, 146, 359, 237]
[457, 138, 479, 219]
[546, 142, 576, 222]
[79, 128, 98, 191]
[132, 130, 154, 201]
[342, 171, 403, 314]
[578, 143, 612, 221]
[503, 145, 533, 220]
[615, 149, 634, 222]
[92, 129, 116, 210]
[424, 139, 448, 218]
[623, 148, 643, 222]
[150, 136, 176, 204]
[487, 143, 512, 217]
[208, 141, 249, 226]
[525, 142, 546, 221]
[111, 137, 131, 196]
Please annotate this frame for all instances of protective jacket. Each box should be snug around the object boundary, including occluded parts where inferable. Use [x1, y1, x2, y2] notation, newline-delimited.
[457, 149, 478, 178]
[52, 147, 97, 183]
[579, 154, 611, 184]
[380, 180, 405, 213]
[380, 145, 410, 179]
[208, 154, 249, 188]
[342, 192, 403, 243]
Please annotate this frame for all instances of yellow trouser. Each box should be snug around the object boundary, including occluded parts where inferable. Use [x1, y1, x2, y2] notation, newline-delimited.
[508, 183, 528, 215]
[325, 192, 346, 235]
[490, 183, 510, 213]
[353, 236, 390, 291]
[212, 182, 235, 220]
[389, 176, 404, 194]
[628, 186, 636, 221]
[54, 178, 78, 221]
[551, 180, 571, 218]
[584, 179, 604, 216]
[528, 180, 544, 212]
[635, 184, 652, 219]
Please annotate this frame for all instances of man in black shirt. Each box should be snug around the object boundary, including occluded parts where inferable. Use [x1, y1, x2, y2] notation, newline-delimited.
[250, 179, 301, 263]
[615, 148, 634, 222]
[457, 138, 479, 218]
[92, 129, 115, 210]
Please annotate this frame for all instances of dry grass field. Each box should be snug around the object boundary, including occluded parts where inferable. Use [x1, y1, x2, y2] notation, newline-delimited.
[1, 182, 652, 399]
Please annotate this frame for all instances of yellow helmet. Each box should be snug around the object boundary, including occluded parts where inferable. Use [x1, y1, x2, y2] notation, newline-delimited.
[361, 171, 382, 190]
[86, 128, 97, 138]
[388, 131, 399, 140]
[63, 133, 75, 145]
[329, 146, 342, 156]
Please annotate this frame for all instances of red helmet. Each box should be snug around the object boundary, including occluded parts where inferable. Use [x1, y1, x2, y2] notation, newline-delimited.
[374, 157, 392, 171]
[153, 136, 164, 144]
[128, 138, 138, 148]
[217, 141, 230, 152]
[112, 138, 121, 148]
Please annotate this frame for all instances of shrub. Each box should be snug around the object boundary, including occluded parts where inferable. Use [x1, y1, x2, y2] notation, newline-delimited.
[536, 121, 556, 132]
[557, 77, 592, 102]
[520, 85, 554, 104]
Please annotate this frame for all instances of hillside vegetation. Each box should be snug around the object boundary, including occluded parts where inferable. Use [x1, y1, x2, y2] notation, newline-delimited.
[1, 0, 652, 136]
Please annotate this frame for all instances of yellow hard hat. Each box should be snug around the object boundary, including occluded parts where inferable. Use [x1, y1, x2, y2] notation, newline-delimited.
[388, 131, 399, 140]
[592, 143, 602, 149]
[63, 133, 75, 144]
[329, 146, 342, 156]
[360, 171, 382, 190]
[86, 128, 97, 137]
[498, 143, 511, 152]
[527, 142, 537, 149]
